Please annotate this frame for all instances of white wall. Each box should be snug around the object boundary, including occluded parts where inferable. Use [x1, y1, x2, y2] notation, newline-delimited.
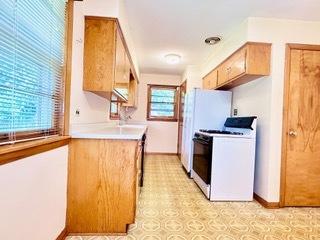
[0, 146, 68, 240]
[199, 17, 320, 202]
[70, 0, 140, 125]
[182, 65, 202, 93]
[201, 19, 249, 77]
[246, 17, 320, 202]
[129, 74, 181, 153]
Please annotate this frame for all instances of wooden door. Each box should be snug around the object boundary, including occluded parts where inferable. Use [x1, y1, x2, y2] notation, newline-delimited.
[281, 44, 320, 206]
[177, 81, 187, 159]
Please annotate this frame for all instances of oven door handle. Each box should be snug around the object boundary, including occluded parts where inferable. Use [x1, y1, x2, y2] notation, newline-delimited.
[193, 138, 211, 145]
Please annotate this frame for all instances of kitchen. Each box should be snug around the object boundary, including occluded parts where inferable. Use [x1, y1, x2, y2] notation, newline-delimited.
[0, 0, 320, 240]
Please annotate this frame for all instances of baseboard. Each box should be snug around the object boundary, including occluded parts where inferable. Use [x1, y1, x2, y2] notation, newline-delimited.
[145, 152, 178, 156]
[254, 193, 280, 209]
[56, 227, 68, 240]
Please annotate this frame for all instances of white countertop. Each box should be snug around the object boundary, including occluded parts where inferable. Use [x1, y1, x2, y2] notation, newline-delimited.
[71, 123, 148, 140]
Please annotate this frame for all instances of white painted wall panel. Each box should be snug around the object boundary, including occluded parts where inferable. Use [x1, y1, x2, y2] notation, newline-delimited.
[0, 146, 68, 240]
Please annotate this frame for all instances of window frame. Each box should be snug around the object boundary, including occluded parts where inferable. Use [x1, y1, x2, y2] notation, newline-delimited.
[146, 84, 179, 122]
[110, 98, 121, 120]
[0, 0, 70, 145]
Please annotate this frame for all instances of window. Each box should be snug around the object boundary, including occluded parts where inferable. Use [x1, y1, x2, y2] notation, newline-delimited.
[110, 94, 120, 120]
[147, 85, 178, 122]
[0, 0, 66, 144]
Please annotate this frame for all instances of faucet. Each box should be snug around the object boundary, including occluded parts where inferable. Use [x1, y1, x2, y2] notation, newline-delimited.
[119, 106, 132, 126]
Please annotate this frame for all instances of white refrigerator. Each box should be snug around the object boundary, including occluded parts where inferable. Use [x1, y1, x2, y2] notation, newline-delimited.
[181, 89, 232, 174]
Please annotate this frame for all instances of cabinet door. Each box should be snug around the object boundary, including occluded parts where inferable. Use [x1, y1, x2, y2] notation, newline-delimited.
[83, 19, 115, 92]
[114, 30, 129, 100]
[217, 62, 229, 86]
[203, 69, 218, 89]
[135, 143, 142, 205]
[114, 30, 125, 85]
[218, 48, 247, 86]
[202, 77, 210, 89]
[208, 69, 218, 89]
[123, 77, 138, 107]
[229, 48, 246, 80]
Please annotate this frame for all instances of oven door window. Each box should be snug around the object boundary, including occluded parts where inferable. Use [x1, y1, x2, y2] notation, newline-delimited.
[193, 139, 212, 184]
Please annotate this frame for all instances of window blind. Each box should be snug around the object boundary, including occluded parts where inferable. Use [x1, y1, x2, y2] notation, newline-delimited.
[0, 0, 66, 145]
[147, 85, 178, 121]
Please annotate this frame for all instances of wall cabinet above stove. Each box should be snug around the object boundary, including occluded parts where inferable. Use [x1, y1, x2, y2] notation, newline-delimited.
[203, 42, 271, 90]
[83, 17, 138, 101]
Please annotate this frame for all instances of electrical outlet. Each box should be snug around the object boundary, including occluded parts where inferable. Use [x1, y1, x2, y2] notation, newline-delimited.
[75, 108, 80, 116]
[233, 108, 238, 116]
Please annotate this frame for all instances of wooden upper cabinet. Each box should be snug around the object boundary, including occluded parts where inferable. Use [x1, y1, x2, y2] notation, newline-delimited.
[203, 69, 218, 89]
[123, 73, 139, 108]
[204, 42, 271, 90]
[83, 18, 115, 98]
[218, 48, 247, 86]
[113, 29, 130, 99]
[83, 17, 137, 101]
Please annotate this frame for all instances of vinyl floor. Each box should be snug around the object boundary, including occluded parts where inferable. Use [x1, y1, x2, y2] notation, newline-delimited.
[66, 154, 320, 240]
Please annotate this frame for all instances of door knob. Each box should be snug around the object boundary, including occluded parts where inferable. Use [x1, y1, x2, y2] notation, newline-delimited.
[289, 130, 297, 137]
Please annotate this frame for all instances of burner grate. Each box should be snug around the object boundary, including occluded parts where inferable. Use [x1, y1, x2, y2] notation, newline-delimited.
[199, 129, 243, 135]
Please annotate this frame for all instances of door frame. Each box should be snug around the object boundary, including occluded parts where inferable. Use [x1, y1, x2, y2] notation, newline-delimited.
[280, 43, 320, 207]
[177, 80, 187, 158]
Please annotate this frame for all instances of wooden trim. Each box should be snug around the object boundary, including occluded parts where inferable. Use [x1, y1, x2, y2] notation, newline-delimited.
[279, 43, 320, 207]
[177, 80, 187, 158]
[67, 233, 126, 236]
[147, 118, 178, 122]
[280, 44, 292, 207]
[109, 100, 120, 120]
[287, 43, 320, 51]
[0, 136, 70, 166]
[63, 0, 74, 135]
[146, 84, 179, 122]
[254, 193, 280, 209]
[56, 227, 68, 240]
[146, 152, 178, 156]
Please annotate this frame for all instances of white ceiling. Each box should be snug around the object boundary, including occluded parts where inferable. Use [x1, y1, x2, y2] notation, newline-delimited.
[123, 0, 320, 75]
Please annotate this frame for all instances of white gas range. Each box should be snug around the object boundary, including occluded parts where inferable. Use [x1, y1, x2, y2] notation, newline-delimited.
[191, 116, 257, 201]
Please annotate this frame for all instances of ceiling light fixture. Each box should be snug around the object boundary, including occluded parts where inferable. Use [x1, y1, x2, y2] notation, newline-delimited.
[205, 36, 221, 45]
[165, 54, 181, 65]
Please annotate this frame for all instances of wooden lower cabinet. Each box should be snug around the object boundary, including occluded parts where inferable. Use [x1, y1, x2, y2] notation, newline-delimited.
[67, 138, 141, 234]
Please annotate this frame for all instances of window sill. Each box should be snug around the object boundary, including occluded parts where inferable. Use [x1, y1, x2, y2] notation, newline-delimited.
[147, 117, 178, 122]
[0, 136, 71, 166]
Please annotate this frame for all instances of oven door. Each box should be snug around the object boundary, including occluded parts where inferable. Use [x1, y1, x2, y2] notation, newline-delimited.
[192, 137, 212, 184]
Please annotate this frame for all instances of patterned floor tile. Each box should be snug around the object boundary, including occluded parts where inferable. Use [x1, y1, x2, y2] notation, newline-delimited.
[66, 155, 320, 240]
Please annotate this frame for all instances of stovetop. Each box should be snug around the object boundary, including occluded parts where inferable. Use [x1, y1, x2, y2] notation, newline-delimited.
[199, 129, 244, 135]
